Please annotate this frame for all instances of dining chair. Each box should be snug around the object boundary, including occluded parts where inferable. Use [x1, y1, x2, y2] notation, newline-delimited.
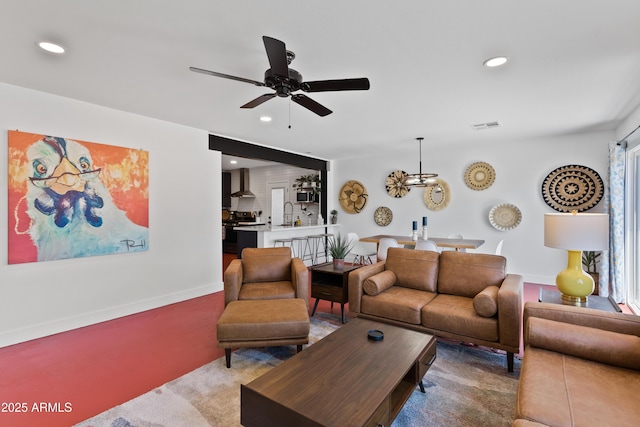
[377, 237, 400, 262]
[347, 232, 377, 265]
[495, 239, 504, 255]
[414, 239, 439, 252]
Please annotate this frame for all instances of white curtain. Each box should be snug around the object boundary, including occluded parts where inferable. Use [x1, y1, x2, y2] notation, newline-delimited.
[600, 141, 626, 302]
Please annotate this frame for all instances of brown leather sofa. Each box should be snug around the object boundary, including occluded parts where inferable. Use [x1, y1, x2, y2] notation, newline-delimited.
[349, 247, 523, 371]
[514, 302, 640, 426]
[223, 247, 309, 307]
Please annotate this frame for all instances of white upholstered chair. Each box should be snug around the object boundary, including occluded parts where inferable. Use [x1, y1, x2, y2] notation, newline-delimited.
[377, 237, 401, 262]
[414, 239, 439, 252]
[347, 232, 377, 265]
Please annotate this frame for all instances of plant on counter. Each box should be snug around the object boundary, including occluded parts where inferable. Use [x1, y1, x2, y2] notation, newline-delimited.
[293, 174, 321, 194]
[330, 209, 338, 224]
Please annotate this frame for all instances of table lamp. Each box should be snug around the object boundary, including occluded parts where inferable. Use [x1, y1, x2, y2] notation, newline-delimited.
[544, 212, 609, 304]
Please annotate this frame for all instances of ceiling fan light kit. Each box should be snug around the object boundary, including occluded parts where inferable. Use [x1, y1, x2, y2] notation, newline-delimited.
[190, 36, 370, 117]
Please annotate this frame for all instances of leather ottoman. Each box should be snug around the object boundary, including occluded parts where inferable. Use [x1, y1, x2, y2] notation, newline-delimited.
[217, 298, 310, 368]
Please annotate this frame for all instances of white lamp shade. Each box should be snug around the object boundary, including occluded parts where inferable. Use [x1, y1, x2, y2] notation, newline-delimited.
[544, 213, 609, 250]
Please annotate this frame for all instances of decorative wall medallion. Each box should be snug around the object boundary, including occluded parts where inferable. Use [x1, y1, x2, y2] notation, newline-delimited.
[465, 161, 496, 191]
[385, 170, 410, 198]
[423, 179, 450, 211]
[338, 180, 368, 214]
[541, 165, 604, 212]
[374, 206, 393, 226]
[489, 203, 522, 231]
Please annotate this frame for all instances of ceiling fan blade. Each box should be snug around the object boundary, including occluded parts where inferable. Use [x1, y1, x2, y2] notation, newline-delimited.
[240, 93, 277, 109]
[189, 67, 265, 87]
[302, 78, 370, 92]
[262, 36, 289, 78]
[291, 94, 332, 117]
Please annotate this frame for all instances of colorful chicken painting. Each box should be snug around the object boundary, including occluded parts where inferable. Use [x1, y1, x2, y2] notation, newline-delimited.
[8, 131, 149, 264]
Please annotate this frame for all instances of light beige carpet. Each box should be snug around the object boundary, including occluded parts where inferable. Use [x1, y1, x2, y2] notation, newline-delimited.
[75, 314, 520, 427]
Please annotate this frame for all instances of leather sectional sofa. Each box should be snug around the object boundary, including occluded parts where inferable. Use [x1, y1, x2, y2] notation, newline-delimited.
[348, 247, 523, 371]
[514, 302, 640, 426]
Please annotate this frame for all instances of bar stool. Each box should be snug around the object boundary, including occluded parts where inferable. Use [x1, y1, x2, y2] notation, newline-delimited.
[308, 233, 334, 264]
[291, 236, 312, 263]
[273, 238, 293, 249]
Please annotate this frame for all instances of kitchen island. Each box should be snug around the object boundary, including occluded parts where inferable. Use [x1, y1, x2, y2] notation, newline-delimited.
[234, 223, 341, 262]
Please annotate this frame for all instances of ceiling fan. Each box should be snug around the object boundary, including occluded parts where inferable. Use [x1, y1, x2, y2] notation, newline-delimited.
[189, 36, 370, 117]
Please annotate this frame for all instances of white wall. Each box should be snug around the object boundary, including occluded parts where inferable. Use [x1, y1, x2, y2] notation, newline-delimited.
[0, 83, 222, 348]
[331, 132, 612, 285]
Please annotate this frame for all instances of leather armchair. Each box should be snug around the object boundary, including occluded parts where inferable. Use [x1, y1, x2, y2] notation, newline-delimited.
[224, 247, 309, 308]
[514, 302, 640, 426]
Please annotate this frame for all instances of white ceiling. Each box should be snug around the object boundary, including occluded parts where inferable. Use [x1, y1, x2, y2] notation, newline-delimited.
[2, 1, 640, 162]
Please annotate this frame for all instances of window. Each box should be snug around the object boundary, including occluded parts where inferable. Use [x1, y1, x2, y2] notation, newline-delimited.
[626, 142, 640, 312]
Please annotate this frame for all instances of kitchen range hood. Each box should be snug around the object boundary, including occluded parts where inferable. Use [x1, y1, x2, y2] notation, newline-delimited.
[231, 168, 256, 198]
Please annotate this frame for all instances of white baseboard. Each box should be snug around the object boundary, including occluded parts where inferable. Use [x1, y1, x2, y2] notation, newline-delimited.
[0, 280, 224, 349]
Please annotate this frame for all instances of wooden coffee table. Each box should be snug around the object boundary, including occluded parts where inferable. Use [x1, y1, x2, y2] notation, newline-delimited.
[241, 318, 437, 427]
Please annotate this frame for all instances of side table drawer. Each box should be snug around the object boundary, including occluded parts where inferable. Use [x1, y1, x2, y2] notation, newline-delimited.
[312, 284, 343, 301]
[418, 338, 437, 380]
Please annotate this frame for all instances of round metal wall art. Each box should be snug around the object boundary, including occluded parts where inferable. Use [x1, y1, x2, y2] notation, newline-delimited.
[338, 180, 368, 214]
[423, 179, 450, 211]
[464, 161, 496, 191]
[489, 203, 522, 231]
[385, 170, 411, 198]
[374, 206, 393, 226]
[541, 164, 604, 212]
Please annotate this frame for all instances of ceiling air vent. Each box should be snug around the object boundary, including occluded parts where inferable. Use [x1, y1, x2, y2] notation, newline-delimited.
[471, 121, 502, 130]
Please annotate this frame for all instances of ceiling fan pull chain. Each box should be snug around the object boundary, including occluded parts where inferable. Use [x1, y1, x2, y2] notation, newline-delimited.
[288, 98, 292, 129]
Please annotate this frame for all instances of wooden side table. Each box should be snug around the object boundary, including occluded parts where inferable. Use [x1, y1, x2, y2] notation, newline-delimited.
[310, 262, 360, 323]
[539, 288, 622, 313]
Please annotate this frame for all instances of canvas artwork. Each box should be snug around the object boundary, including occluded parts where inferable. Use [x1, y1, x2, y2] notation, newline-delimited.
[8, 130, 149, 264]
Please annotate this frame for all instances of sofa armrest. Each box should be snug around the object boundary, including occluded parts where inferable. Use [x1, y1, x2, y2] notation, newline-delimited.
[291, 257, 309, 308]
[497, 273, 524, 349]
[524, 301, 640, 337]
[526, 316, 640, 370]
[348, 262, 386, 314]
[223, 259, 243, 306]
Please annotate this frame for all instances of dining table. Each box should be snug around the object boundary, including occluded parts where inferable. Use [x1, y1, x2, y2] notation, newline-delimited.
[359, 234, 485, 251]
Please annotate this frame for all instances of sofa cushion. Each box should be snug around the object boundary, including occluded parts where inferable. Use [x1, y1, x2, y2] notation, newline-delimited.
[516, 346, 640, 427]
[422, 294, 499, 342]
[527, 317, 640, 370]
[385, 247, 439, 292]
[473, 286, 500, 318]
[363, 270, 396, 296]
[242, 247, 292, 283]
[437, 251, 506, 298]
[361, 286, 436, 325]
[239, 281, 295, 301]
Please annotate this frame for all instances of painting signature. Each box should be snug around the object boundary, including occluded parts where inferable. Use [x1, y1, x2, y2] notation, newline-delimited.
[121, 239, 146, 250]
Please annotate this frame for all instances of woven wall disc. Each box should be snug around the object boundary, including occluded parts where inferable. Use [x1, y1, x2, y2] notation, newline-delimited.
[374, 206, 393, 226]
[464, 161, 495, 191]
[541, 165, 603, 212]
[489, 203, 522, 231]
[385, 170, 411, 198]
[338, 180, 368, 214]
[423, 179, 450, 211]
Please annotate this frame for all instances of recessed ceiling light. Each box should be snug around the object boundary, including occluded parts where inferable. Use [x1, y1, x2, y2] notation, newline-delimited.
[259, 116, 272, 122]
[230, 160, 238, 164]
[38, 41, 65, 54]
[483, 56, 508, 68]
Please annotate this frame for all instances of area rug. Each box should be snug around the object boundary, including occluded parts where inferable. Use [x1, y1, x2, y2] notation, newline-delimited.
[75, 314, 521, 427]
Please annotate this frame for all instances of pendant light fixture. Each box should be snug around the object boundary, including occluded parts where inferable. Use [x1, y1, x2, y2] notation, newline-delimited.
[404, 137, 438, 187]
